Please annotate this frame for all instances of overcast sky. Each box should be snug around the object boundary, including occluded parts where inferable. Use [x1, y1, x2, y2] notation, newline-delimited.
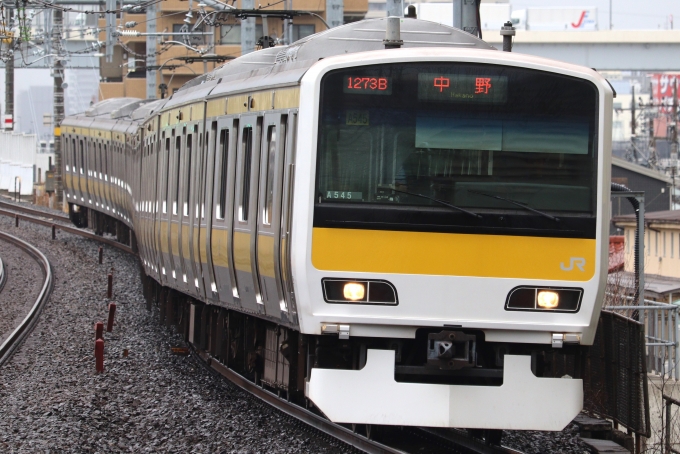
[510, 0, 680, 30]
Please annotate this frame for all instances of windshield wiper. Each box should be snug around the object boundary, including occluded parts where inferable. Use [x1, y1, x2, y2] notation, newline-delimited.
[379, 186, 482, 219]
[466, 190, 559, 222]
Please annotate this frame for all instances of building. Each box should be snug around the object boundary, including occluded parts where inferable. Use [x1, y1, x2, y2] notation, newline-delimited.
[613, 210, 680, 303]
[99, 0, 369, 99]
[611, 156, 672, 223]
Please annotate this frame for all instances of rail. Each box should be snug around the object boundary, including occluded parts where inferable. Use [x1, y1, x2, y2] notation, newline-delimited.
[0, 256, 5, 293]
[0, 200, 70, 221]
[605, 295, 680, 380]
[0, 207, 134, 255]
[664, 393, 680, 454]
[194, 347, 517, 454]
[0, 231, 54, 367]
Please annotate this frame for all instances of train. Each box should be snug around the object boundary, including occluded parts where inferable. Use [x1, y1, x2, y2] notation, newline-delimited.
[61, 16, 613, 440]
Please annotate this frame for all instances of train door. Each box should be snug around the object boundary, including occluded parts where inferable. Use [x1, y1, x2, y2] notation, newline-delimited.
[188, 112, 207, 300]
[255, 113, 289, 317]
[210, 117, 239, 307]
[279, 112, 299, 322]
[201, 120, 218, 301]
[177, 125, 195, 294]
[95, 141, 106, 209]
[77, 136, 85, 203]
[232, 115, 264, 313]
[169, 128, 184, 287]
[183, 116, 205, 299]
[157, 130, 172, 286]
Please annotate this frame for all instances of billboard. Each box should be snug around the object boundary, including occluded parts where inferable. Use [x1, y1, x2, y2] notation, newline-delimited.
[651, 73, 680, 113]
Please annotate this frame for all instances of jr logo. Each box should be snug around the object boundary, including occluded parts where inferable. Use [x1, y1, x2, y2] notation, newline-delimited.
[560, 257, 586, 272]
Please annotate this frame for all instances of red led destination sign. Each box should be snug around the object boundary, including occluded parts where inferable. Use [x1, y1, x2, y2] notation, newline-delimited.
[419, 73, 507, 104]
[343, 76, 392, 95]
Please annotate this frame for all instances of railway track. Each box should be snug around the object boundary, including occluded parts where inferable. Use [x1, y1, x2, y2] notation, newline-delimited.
[0, 201, 520, 454]
[0, 201, 133, 255]
[0, 231, 53, 367]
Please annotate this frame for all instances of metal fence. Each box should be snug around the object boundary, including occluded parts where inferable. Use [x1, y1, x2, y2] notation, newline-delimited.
[605, 294, 680, 381]
[664, 394, 680, 454]
[547, 310, 651, 438]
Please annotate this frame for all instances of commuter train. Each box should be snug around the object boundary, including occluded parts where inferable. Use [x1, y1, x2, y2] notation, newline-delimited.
[61, 17, 612, 438]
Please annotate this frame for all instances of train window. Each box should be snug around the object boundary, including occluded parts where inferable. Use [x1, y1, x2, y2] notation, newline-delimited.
[202, 131, 209, 219]
[98, 144, 103, 179]
[163, 138, 170, 213]
[240, 127, 253, 222]
[103, 144, 108, 181]
[184, 134, 193, 216]
[94, 143, 99, 178]
[263, 126, 277, 225]
[72, 139, 76, 173]
[217, 129, 229, 219]
[79, 140, 84, 174]
[316, 63, 599, 237]
[173, 136, 181, 215]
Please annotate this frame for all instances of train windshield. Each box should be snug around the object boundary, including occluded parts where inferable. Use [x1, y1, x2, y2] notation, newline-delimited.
[315, 63, 599, 238]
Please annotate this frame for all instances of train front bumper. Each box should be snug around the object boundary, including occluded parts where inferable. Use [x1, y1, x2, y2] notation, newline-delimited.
[306, 349, 582, 430]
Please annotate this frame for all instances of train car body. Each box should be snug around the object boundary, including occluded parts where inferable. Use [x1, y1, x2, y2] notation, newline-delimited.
[61, 17, 613, 433]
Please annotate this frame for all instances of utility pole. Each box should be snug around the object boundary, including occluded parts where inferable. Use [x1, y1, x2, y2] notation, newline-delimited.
[631, 85, 637, 162]
[53, 8, 64, 207]
[5, 9, 13, 129]
[672, 79, 679, 209]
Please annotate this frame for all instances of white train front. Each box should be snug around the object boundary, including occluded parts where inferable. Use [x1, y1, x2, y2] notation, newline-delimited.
[61, 17, 613, 434]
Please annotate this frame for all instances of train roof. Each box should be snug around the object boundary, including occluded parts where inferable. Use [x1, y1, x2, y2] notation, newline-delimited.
[85, 97, 144, 117]
[165, 17, 496, 107]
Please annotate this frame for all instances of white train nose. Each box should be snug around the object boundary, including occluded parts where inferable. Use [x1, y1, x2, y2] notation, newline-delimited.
[307, 349, 583, 430]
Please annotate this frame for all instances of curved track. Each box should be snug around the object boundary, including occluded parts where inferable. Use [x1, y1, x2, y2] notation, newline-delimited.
[0, 256, 5, 293]
[0, 231, 54, 367]
[0, 202, 519, 454]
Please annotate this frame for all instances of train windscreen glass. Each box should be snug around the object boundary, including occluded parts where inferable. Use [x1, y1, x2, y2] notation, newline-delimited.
[315, 63, 599, 238]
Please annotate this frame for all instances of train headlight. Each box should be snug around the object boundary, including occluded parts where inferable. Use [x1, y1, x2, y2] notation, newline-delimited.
[322, 279, 397, 305]
[537, 291, 559, 309]
[505, 287, 582, 313]
[343, 283, 365, 301]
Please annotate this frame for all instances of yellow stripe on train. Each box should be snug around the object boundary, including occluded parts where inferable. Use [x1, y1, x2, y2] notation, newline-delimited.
[311, 228, 596, 281]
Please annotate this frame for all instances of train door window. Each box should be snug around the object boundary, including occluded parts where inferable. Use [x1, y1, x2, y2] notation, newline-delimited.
[239, 127, 253, 222]
[103, 144, 108, 181]
[184, 134, 193, 216]
[79, 140, 84, 174]
[217, 129, 229, 219]
[263, 125, 277, 225]
[72, 139, 76, 173]
[173, 136, 181, 215]
[163, 138, 170, 213]
[98, 143, 103, 179]
[201, 131, 208, 219]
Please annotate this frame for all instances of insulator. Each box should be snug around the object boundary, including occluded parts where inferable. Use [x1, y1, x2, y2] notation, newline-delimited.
[124, 21, 138, 28]
[118, 30, 140, 37]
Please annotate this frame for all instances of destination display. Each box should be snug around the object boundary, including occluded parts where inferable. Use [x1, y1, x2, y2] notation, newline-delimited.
[343, 76, 392, 95]
[418, 73, 508, 104]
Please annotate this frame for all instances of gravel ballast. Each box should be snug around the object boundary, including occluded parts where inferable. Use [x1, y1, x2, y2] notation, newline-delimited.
[0, 235, 43, 344]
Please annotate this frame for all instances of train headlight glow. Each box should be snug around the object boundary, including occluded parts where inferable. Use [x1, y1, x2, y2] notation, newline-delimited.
[343, 283, 365, 301]
[505, 287, 582, 312]
[322, 279, 397, 305]
[537, 291, 559, 309]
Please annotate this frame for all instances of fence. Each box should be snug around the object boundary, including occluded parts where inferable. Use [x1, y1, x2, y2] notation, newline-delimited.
[605, 293, 680, 381]
[664, 394, 680, 454]
[587, 310, 651, 438]
[0, 131, 37, 196]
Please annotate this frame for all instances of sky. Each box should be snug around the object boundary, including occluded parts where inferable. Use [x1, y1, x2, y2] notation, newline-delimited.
[510, 0, 680, 30]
